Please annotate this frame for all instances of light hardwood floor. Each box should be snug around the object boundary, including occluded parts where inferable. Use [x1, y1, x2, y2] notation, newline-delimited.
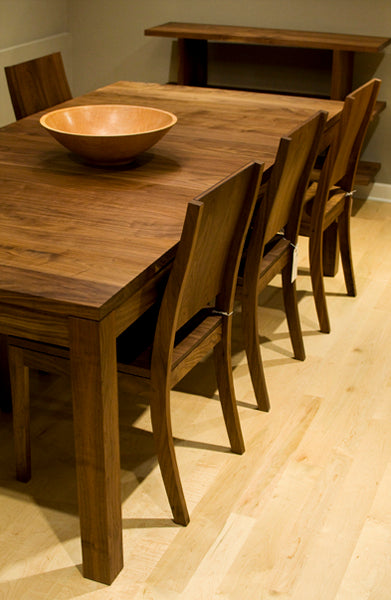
[1, 197, 391, 599]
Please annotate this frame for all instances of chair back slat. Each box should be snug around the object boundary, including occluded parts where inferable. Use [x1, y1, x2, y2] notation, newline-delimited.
[153, 162, 263, 356]
[330, 79, 381, 189]
[244, 111, 327, 289]
[310, 79, 381, 232]
[264, 111, 327, 245]
[5, 52, 72, 120]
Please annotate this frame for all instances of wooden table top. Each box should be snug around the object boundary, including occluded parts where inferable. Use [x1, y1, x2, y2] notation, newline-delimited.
[0, 81, 342, 322]
[145, 22, 391, 53]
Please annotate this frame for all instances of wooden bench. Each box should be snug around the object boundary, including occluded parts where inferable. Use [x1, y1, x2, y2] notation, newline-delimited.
[145, 22, 390, 100]
[145, 22, 390, 184]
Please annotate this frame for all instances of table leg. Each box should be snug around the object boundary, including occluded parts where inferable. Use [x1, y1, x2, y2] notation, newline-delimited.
[331, 50, 354, 100]
[177, 38, 208, 86]
[0, 334, 12, 412]
[323, 221, 340, 276]
[69, 314, 123, 584]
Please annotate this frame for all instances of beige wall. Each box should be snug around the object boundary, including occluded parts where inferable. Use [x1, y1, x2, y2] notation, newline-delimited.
[0, 0, 68, 47]
[68, 0, 391, 190]
[0, 1, 390, 189]
[0, 0, 71, 125]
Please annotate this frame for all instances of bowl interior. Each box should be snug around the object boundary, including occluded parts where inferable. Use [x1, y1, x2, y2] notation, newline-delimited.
[40, 104, 177, 137]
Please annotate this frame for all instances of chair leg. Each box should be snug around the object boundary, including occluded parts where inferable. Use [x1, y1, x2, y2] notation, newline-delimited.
[322, 221, 340, 277]
[281, 263, 305, 361]
[338, 197, 357, 297]
[309, 232, 331, 334]
[149, 385, 190, 526]
[241, 290, 271, 412]
[213, 329, 245, 454]
[8, 345, 31, 482]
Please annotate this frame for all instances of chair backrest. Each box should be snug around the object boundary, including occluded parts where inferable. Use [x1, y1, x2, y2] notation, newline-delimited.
[324, 79, 381, 192]
[264, 111, 328, 244]
[244, 110, 327, 281]
[152, 161, 263, 362]
[5, 52, 72, 120]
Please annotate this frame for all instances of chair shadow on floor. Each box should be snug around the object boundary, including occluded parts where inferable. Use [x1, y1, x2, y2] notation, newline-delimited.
[0, 370, 179, 593]
[0, 370, 180, 566]
[0, 354, 239, 534]
[175, 282, 318, 409]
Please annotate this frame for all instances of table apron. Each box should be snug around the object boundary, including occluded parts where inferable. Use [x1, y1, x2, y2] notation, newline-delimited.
[0, 302, 69, 346]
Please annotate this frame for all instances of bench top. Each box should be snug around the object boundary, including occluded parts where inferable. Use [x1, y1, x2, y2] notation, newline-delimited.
[145, 22, 391, 53]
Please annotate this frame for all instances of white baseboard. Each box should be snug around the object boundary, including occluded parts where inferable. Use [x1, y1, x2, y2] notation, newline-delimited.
[0, 33, 72, 127]
[356, 183, 391, 203]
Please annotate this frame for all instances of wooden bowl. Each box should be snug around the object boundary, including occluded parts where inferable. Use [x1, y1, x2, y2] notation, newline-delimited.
[40, 104, 177, 165]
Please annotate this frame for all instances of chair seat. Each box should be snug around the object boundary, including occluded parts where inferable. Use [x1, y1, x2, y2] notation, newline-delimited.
[117, 308, 223, 386]
[301, 184, 349, 236]
[239, 234, 292, 288]
[259, 236, 292, 286]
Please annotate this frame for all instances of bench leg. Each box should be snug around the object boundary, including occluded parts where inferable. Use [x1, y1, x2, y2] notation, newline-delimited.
[177, 38, 208, 86]
[331, 50, 354, 100]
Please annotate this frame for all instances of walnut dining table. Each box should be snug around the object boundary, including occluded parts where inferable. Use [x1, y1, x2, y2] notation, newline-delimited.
[0, 81, 342, 583]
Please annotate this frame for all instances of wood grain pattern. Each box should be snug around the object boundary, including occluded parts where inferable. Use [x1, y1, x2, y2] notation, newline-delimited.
[69, 313, 123, 584]
[5, 52, 72, 120]
[0, 81, 342, 317]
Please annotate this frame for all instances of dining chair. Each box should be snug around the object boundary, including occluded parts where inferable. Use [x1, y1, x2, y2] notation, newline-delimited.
[8, 161, 263, 526]
[237, 110, 327, 412]
[5, 52, 72, 120]
[299, 79, 381, 334]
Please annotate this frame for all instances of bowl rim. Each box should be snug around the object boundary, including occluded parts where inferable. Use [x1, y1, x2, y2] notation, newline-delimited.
[39, 104, 178, 138]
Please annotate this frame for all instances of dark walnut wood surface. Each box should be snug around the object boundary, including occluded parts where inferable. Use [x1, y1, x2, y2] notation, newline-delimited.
[0, 81, 342, 324]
